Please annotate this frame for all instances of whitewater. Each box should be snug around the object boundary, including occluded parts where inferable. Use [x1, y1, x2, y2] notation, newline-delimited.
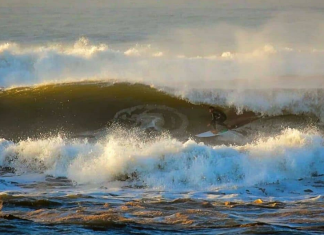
[1, 0, 324, 234]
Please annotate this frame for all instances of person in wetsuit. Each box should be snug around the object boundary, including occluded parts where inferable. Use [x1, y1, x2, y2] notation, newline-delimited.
[207, 107, 229, 133]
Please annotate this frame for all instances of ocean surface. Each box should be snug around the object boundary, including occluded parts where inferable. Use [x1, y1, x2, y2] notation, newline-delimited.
[1, 0, 324, 234]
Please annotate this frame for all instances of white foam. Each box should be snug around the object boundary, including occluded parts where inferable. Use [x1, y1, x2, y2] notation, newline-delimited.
[0, 128, 323, 192]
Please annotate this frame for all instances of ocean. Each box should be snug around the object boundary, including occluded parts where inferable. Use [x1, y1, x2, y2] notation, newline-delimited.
[1, 0, 324, 234]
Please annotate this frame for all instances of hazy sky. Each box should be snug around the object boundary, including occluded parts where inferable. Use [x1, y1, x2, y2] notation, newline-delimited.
[1, 0, 324, 50]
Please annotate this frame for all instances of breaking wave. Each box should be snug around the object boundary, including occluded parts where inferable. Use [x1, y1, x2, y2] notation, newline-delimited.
[0, 38, 324, 120]
[1, 128, 323, 189]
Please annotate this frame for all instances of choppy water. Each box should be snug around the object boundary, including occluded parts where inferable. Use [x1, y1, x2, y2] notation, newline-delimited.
[1, 0, 324, 234]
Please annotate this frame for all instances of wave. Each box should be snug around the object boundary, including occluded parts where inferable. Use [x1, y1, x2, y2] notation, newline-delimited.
[0, 82, 319, 141]
[0, 82, 258, 140]
[0, 128, 323, 190]
[0, 38, 324, 121]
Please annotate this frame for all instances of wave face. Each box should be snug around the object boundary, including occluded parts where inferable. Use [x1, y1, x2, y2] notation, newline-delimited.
[0, 39, 324, 121]
[0, 128, 323, 189]
[0, 83, 259, 140]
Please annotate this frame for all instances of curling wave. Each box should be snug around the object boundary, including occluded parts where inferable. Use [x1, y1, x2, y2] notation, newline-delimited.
[0, 38, 324, 121]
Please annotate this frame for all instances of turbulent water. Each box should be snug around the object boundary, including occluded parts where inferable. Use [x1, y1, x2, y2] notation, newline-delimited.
[1, 0, 324, 234]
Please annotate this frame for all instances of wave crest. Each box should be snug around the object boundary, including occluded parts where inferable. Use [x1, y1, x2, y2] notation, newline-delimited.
[1, 38, 324, 120]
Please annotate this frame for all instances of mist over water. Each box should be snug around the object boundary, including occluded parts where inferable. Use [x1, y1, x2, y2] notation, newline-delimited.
[1, 37, 324, 120]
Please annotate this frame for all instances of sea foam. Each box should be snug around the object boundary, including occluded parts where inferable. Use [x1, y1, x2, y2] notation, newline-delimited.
[0, 128, 323, 190]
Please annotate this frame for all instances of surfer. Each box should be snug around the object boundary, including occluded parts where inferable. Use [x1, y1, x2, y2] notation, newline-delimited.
[207, 107, 229, 133]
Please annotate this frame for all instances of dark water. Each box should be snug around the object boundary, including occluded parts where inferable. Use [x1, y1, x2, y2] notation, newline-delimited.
[1, 174, 324, 235]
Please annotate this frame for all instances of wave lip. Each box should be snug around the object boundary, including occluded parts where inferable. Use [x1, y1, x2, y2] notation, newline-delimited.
[177, 88, 324, 121]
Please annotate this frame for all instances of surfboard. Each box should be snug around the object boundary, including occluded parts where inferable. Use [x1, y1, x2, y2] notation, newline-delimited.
[196, 131, 218, 137]
[195, 130, 229, 138]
